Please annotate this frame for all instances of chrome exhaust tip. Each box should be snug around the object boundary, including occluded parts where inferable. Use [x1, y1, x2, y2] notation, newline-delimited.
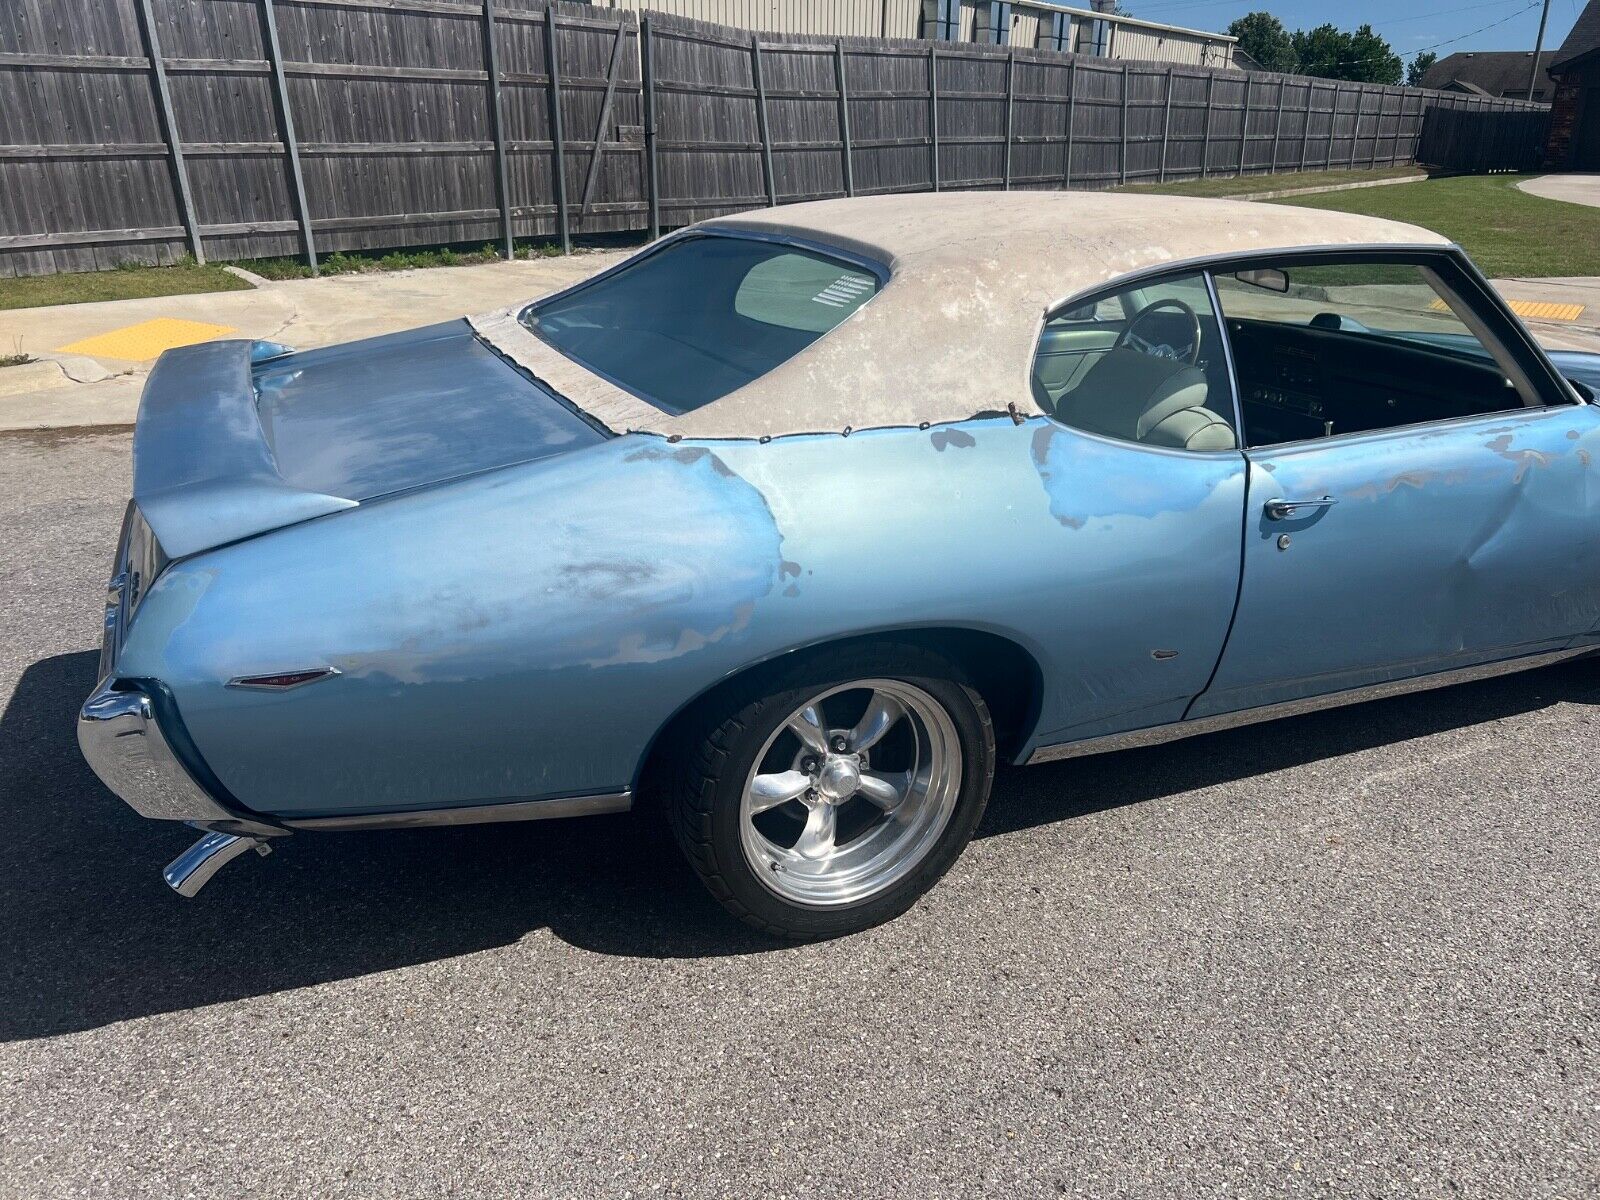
[163, 831, 273, 898]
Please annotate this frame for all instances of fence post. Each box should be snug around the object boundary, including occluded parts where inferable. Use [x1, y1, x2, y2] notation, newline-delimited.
[1347, 85, 1359, 167]
[835, 41, 855, 197]
[752, 39, 775, 206]
[1199, 72, 1214, 177]
[545, 6, 571, 253]
[1003, 49, 1015, 190]
[1158, 66, 1173, 183]
[260, 0, 316, 274]
[1270, 76, 1285, 172]
[1237, 74, 1250, 175]
[1118, 62, 1129, 184]
[1364, 86, 1377, 167]
[482, 0, 513, 259]
[642, 14, 659, 239]
[135, 0, 203, 264]
[1298, 80, 1312, 170]
[1063, 58, 1076, 189]
[1324, 83, 1337, 169]
[929, 43, 940, 191]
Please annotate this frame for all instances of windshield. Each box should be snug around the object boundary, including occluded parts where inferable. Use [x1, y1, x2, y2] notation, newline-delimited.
[522, 235, 882, 416]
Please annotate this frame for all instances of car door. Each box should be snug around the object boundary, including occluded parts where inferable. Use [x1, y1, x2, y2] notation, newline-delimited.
[1189, 250, 1600, 720]
[1025, 269, 1251, 744]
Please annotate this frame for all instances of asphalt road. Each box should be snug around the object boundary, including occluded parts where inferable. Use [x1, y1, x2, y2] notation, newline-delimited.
[1, 429, 1595, 1199]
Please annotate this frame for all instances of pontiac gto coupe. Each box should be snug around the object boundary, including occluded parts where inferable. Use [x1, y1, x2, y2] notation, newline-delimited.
[80, 193, 1600, 937]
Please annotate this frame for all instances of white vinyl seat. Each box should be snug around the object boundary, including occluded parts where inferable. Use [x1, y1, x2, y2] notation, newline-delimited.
[1051, 347, 1236, 451]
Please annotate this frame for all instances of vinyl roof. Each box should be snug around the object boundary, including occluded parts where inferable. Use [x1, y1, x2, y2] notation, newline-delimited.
[475, 191, 1450, 440]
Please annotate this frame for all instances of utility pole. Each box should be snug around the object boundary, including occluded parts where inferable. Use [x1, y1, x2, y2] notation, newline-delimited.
[1528, 0, 1551, 101]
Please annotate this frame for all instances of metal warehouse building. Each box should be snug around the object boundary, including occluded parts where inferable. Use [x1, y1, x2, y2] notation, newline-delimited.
[587, 1, 1238, 67]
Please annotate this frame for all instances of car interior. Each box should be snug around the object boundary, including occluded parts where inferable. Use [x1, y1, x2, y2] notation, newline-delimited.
[1032, 275, 1240, 451]
[1032, 258, 1541, 452]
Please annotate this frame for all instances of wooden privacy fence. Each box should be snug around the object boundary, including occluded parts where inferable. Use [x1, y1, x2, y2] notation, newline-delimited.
[0, 0, 1550, 278]
[1416, 104, 1552, 175]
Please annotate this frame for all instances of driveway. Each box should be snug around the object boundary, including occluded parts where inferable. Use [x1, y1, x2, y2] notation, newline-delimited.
[1517, 174, 1600, 209]
[1, 428, 1595, 1198]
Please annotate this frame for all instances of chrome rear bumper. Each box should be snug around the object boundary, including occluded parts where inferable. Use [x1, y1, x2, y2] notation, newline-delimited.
[77, 680, 241, 825]
[78, 679, 287, 897]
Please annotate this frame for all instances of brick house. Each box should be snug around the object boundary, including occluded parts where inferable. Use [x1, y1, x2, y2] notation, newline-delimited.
[1546, 0, 1600, 168]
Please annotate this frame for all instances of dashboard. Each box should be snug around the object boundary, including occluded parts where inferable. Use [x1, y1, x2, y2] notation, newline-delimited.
[1227, 318, 1523, 445]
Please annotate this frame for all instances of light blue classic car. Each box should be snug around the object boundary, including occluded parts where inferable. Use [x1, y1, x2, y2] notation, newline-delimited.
[80, 193, 1600, 937]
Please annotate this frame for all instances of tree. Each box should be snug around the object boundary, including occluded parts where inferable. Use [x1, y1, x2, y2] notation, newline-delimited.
[1228, 11, 1298, 74]
[1290, 21, 1403, 84]
[1290, 24, 1349, 79]
[1406, 50, 1438, 88]
[1348, 24, 1403, 85]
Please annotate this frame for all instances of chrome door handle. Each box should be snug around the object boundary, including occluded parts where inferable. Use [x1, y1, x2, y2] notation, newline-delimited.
[1264, 496, 1338, 520]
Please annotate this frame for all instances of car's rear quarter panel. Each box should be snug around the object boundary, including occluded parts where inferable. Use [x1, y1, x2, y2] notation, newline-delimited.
[115, 418, 1245, 819]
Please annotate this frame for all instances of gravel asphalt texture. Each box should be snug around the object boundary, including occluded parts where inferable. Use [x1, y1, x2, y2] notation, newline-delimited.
[0, 429, 1595, 1199]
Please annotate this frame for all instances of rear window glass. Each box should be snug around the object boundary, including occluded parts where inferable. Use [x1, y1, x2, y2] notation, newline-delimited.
[522, 235, 881, 415]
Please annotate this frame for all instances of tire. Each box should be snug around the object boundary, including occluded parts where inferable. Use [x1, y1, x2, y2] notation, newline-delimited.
[666, 643, 995, 939]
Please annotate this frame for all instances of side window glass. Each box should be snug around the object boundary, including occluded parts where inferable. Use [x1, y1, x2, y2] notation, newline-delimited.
[1212, 260, 1533, 446]
[1032, 271, 1238, 452]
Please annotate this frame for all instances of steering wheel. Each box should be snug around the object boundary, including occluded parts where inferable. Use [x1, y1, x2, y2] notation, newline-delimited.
[1117, 298, 1202, 365]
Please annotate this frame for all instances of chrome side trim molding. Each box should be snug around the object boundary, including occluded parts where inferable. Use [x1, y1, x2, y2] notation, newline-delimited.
[1025, 647, 1591, 766]
[282, 791, 634, 831]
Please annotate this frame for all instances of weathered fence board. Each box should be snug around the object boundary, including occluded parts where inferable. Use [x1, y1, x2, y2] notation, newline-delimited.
[0, 0, 1551, 277]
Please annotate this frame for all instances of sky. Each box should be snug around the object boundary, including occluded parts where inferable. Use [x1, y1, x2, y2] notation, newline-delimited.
[1120, 0, 1586, 65]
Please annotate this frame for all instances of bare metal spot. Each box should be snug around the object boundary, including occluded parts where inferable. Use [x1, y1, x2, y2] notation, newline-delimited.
[1486, 433, 1551, 483]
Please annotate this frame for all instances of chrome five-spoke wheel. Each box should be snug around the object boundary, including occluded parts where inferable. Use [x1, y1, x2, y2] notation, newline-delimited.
[667, 645, 995, 938]
[738, 678, 963, 908]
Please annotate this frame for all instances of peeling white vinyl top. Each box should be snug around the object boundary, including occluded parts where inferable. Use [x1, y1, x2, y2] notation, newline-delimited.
[472, 191, 1451, 440]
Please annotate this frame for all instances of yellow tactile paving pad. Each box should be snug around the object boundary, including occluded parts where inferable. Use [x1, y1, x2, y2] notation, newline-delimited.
[1431, 297, 1584, 322]
[58, 317, 236, 362]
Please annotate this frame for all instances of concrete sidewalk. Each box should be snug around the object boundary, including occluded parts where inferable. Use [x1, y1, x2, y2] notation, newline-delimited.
[0, 252, 627, 431]
[2, 258, 1598, 432]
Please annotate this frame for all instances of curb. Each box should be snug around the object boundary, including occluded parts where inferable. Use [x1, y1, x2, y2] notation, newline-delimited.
[1228, 174, 1428, 202]
[222, 264, 270, 288]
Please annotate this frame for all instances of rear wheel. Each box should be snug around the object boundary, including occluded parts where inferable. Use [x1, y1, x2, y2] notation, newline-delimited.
[668, 646, 995, 938]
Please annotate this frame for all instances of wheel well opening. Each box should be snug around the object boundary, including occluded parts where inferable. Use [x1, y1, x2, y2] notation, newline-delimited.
[635, 628, 1043, 803]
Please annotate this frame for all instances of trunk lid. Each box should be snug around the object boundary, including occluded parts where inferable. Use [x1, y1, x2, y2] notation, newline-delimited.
[133, 321, 605, 559]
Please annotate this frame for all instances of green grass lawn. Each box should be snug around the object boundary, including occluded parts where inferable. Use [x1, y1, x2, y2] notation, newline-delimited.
[1118, 165, 1423, 198]
[1266, 174, 1600, 279]
[0, 261, 252, 311]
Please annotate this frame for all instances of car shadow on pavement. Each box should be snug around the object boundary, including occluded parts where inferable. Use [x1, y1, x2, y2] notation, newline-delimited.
[4, 648, 1598, 1040]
